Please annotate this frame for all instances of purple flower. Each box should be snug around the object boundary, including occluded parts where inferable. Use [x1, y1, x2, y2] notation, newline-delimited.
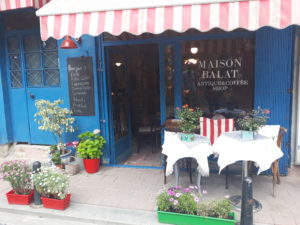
[167, 190, 175, 196]
[183, 188, 191, 193]
[169, 198, 174, 202]
[173, 200, 178, 205]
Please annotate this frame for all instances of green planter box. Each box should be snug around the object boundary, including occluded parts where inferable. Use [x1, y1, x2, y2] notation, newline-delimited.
[157, 211, 236, 225]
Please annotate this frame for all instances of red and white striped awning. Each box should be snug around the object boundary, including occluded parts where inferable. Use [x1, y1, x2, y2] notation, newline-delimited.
[36, 0, 300, 41]
[0, 0, 50, 12]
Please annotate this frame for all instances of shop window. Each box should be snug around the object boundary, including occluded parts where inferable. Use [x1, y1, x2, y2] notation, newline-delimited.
[6, 35, 60, 88]
[182, 38, 255, 116]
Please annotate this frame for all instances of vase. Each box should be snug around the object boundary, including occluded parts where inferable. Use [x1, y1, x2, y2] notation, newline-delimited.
[83, 158, 100, 173]
[241, 130, 254, 141]
[41, 194, 71, 210]
[180, 133, 195, 142]
[6, 190, 34, 205]
[157, 211, 236, 225]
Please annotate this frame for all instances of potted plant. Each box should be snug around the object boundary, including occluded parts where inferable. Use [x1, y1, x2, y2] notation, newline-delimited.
[34, 99, 76, 164]
[76, 130, 106, 173]
[33, 167, 70, 210]
[0, 160, 33, 205]
[176, 104, 202, 142]
[237, 107, 270, 140]
[157, 186, 236, 225]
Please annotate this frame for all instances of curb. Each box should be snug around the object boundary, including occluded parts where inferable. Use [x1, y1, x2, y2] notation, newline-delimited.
[0, 200, 162, 225]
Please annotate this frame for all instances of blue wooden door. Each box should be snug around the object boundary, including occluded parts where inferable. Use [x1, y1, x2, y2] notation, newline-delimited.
[105, 46, 132, 164]
[6, 31, 61, 144]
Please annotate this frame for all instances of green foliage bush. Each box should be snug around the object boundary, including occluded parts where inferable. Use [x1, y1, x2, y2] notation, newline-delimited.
[77, 131, 106, 159]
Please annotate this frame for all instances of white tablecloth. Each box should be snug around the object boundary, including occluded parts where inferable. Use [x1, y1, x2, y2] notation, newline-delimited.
[162, 131, 213, 177]
[213, 131, 284, 174]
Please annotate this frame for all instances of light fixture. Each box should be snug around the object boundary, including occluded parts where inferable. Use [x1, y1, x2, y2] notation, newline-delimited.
[184, 58, 198, 65]
[190, 47, 198, 54]
[60, 36, 78, 49]
[115, 62, 122, 67]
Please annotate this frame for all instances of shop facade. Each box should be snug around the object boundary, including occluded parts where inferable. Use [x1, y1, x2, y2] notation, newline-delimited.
[1, 1, 300, 174]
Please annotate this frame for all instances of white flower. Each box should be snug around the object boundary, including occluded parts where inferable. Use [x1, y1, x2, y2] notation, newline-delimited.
[93, 129, 101, 134]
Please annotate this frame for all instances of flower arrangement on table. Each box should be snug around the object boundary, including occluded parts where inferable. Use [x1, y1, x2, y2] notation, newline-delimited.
[33, 167, 71, 210]
[156, 186, 235, 225]
[176, 104, 202, 141]
[237, 107, 270, 140]
[0, 160, 33, 205]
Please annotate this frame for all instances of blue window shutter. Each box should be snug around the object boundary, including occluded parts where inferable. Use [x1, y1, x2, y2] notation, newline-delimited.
[255, 26, 295, 175]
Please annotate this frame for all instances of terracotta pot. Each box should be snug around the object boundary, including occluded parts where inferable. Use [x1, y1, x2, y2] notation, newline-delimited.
[83, 158, 100, 173]
[41, 194, 71, 210]
[6, 190, 34, 205]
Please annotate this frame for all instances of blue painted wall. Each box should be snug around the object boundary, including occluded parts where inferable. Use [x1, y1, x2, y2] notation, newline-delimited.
[0, 14, 12, 145]
[255, 26, 295, 175]
[57, 35, 102, 145]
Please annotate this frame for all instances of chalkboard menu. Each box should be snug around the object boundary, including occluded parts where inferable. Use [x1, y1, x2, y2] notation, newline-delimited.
[67, 57, 95, 116]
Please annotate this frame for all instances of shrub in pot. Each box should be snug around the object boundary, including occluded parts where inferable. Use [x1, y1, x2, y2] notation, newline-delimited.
[0, 160, 33, 205]
[33, 167, 70, 210]
[156, 186, 236, 225]
[34, 99, 76, 162]
[77, 130, 106, 173]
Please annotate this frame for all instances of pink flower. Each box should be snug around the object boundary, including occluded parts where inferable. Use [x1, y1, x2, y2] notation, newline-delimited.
[264, 109, 270, 114]
[169, 198, 174, 202]
[173, 200, 178, 205]
[194, 197, 199, 202]
[167, 190, 175, 196]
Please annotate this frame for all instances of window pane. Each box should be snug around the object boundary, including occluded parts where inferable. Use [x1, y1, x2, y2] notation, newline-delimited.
[27, 70, 42, 87]
[7, 37, 19, 53]
[9, 54, 20, 70]
[182, 38, 255, 116]
[44, 52, 58, 68]
[165, 45, 174, 119]
[24, 35, 40, 51]
[11, 71, 22, 88]
[25, 53, 41, 69]
[45, 69, 60, 86]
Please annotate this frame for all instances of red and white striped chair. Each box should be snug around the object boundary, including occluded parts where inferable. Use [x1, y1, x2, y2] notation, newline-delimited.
[200, 115, 235, 189]
[200, 116, 235, 145]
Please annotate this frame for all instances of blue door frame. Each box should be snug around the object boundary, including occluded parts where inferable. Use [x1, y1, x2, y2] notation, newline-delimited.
[97, 29, 293, 174]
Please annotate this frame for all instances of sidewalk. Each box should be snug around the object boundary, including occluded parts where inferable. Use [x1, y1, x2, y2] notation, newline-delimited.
[0, 145, 300, 225]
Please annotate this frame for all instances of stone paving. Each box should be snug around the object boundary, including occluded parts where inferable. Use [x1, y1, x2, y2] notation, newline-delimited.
[0, 145, 300, 225]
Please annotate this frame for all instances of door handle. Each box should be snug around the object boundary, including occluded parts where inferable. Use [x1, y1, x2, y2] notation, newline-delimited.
[29, 93, 35, 99]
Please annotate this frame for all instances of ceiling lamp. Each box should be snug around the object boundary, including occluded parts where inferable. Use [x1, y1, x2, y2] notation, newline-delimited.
[60, 36, 78, 49]
[190, 47, 198, 54]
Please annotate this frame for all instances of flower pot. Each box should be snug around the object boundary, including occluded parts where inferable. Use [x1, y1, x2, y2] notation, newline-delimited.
[6, 190, 34, 205]
[41, 194, 71, 210]
[157, 211, 236, 225]
[83, 158, 100, 173]
[241, 130, 254, 141]
[180, 133, 195, 142]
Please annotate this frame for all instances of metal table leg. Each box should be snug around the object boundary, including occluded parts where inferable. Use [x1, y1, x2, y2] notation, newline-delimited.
[174, 161, 179, 187]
